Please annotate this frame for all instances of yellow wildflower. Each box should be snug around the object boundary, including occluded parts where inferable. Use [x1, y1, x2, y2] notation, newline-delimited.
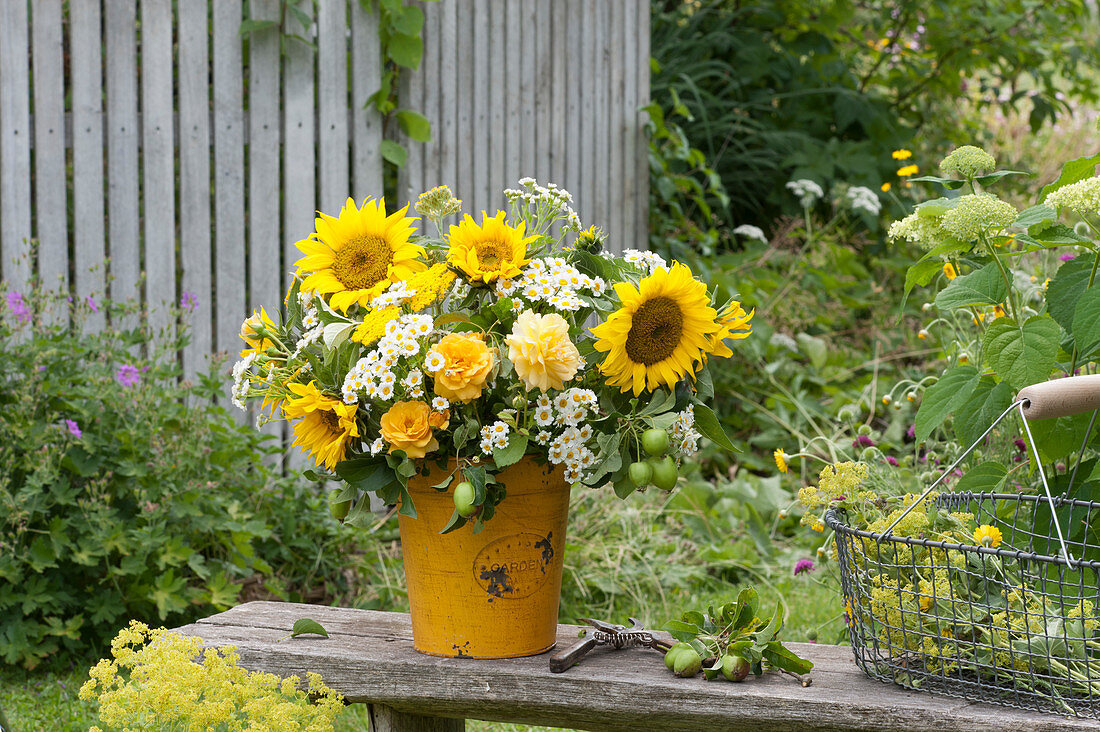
[973, 524, 1003, 548]
[891, 149, 913, 160]
[897, 164, 919, 177]
[352, 306, 401, 346]
[943, 262, 957, 280]
[880, 182, 892, 193]
[774, 448, 789, 474]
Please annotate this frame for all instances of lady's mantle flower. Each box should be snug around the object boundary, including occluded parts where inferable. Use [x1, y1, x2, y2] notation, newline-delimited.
[64, 419, 82, 438]
[115, 364, 141, 387]
[973, 524, 1003, 548]
[793, 558, 815, 575]
[1045, 176, 1100, 218]
[940, 145, 996, 179]
[939, 194, 1017, 242]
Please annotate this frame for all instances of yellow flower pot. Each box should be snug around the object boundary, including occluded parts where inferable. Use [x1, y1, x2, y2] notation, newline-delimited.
[398, 457, 570, 658]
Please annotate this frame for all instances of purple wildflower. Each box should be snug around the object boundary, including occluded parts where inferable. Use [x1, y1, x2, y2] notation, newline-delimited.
[906, 424, 916, 440]
[115, 364, 141, 387]
[1014, 438, 1027, 453]
[1060, 253, 1077, 261]
[85, 295, 99, 313]
[885, 455, 899, 467]
[794, 559, 815, 576]
[852, 434, 875, 449]
[64, 419, 82, 438]
[6, 291, 31, 323]
[180, 291, 199, 312]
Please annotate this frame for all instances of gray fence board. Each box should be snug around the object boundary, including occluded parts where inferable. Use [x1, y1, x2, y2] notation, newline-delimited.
[351, 0, 384, 200]
[142, 0, 177, 337]
[319, 0, 350, 214]
[105, 0, 141, 319]
[179, 0, 212, 380]
[31, 0, 67, 314]
[70, 0, 106, 331]
[0, 0, 32, 292]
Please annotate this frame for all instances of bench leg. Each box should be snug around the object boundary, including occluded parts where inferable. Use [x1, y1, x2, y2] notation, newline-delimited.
[367, 703, 465, 732]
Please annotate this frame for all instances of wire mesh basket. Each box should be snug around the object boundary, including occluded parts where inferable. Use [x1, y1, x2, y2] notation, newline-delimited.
[826, 378, 1100, 718]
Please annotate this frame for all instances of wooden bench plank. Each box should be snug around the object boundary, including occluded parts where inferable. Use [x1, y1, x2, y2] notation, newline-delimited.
[176, 602, 1099, 732]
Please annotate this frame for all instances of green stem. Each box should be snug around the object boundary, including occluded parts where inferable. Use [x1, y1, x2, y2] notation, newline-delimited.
[1067, 248, 1100, 376]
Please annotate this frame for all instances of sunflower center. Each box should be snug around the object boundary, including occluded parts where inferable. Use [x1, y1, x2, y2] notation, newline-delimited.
[625, 296, 683, 365]
[319, 409, 343, 434]
[332, 234, 392, 291]
[475, 237, 509, 268]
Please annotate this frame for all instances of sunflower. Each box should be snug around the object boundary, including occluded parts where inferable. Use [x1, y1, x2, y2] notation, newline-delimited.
[446, 211, 535, 284]
[707, 300, 754, 361]
[591, 262, 720, 396]
[295, 197, 425, 313]
[282, 381, 360, 470]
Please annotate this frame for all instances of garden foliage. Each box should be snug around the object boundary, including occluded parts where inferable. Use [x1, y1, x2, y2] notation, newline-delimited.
[0, 285, 360, 669]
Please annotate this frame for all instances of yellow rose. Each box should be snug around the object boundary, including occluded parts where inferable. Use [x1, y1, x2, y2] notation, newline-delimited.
[430, 333, 494, 402]
[505, 309, 580, 392]
[239, 307, 276, 357]
[380, 401, 439, 458]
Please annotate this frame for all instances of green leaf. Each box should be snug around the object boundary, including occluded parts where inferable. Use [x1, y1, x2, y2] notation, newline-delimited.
[380, 139, 407, 167]
[692, 402, 736, 451]
[291, 618, 329, 638]
[390, 5, 424, 34]
[664, 619, 702, 642]
[933, 262, 1008, 311]
[954, 461, 1008, 494]
[1046, 258, 1093, 331]
[1015, 204, 1057, 229]
[492, 433, 528, 469]
[974, 170, 1029, 186]
[397, 109, 432, 142]
[902, 259, 944, 310]
[762, 640, 814, 675]
[909, 175, 966, 190]
[238, 18, 279, 37]
[387, 32, 423, 69]
[915, 365, 979, 443]
[638, 388, 676, 416]
[953, 378, 1014, 448]
[1040, 151, 1100, 199]
[1072, 285, 1100, 354]
[982, 315, 1060, 390]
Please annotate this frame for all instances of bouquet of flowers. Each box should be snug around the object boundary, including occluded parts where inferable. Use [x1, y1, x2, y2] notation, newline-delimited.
[232, 178, 752, 531]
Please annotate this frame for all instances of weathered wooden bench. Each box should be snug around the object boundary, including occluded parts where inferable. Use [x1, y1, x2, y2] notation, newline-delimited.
[176, 601, 1100, 732]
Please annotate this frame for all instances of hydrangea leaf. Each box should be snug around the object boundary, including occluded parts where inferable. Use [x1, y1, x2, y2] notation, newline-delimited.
[1046, 258, 1092, 331]
[1040, 151, 1100, 199]
[915, 365, 979, 443]
[953, 378, 1014, 449]
[954, 461, 1008, 494]
[982, 315, 1060, 390]
[1072, 285, 1100, 355]
[933, 262, 1008, 311]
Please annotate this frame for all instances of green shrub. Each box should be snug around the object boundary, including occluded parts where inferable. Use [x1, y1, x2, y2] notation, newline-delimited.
[0, 282, 360, 669]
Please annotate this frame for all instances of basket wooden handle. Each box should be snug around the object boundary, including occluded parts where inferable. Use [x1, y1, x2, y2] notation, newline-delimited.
[1017, 375, 1100, 420]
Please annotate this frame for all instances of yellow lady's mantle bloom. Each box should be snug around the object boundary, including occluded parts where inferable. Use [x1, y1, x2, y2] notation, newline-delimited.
[973, 524, 1003, 548]
[506, 309, 581, 392]
[592, 262, 720, 396]
[295, 197, 425, 313]
[447, 210, 535, 284]
[283, 381, 360, 470]
[80, 621, 344, 731]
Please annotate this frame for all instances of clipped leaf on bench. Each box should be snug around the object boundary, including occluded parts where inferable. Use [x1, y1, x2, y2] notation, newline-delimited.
[291, 618, 329, 639]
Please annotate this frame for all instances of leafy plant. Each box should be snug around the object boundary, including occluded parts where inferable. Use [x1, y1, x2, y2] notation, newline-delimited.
[0, 277, 360, 669]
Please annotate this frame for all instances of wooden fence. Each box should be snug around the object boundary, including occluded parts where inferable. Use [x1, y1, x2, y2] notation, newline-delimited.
[0, 0, 649, 400]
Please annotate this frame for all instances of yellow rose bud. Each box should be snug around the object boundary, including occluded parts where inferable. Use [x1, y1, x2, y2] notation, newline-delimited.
[430, 333, 495, 402]
[380, 400, 440, 458]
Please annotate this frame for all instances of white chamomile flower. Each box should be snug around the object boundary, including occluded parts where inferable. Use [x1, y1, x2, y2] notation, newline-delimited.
[432, 396, 450, 410]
